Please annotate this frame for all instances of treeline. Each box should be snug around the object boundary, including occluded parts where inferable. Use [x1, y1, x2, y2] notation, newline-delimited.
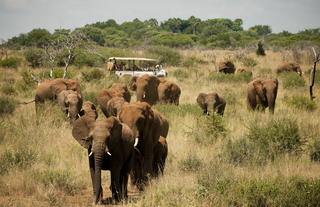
[4, 16, 320, 49]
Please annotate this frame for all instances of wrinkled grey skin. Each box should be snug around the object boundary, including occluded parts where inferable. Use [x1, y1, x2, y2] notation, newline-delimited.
[57, 90, 83, 123]
[247, 78, 279, 114]
[196, 92, 226, 116]
[72, 116, 136, 204]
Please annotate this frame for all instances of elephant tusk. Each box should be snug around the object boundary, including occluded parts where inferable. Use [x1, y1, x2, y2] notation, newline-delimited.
[134, 138, 139, 147]
[106, 151, 112, 156]
[77, 113, 80, 118]
[206, 111, 210, 115]
[143, 92, 146, 99]
[88, 151, 93, 157]
[67, 112, 70, 118]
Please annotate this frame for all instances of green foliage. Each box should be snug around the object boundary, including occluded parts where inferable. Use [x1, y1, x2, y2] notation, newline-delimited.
[0, 96, 17, 115]
[39, 68, 76, 79]
[223, 118, 304, 165]
[26, 28, 51, 47]
[0, 148, 37, 175]
[151, 32, 195, 47]
[240, 56, 258, 67]
[1, 84, 16, 95]
[23, 48, 45, 67]
[173, 68, 189, 81]
[285, 95, 317, 111]
[178, 154, 202, 172]
[82, 91, 97, 105]
[187, 113, 226, 145]
[256, 41, 266, 56]
[154, 103, 202, 119]
[0, 57, 21, 69]
[207, 72, 252, 83]
[182, 56, 207, 68]
[81, 68, 105, 82]
[32, 169, 81, 195]
[198, 167, 320, 207]
[147, 46, 181, 66]
[73, 52, 104, 68]
[279, 72, 305, 88]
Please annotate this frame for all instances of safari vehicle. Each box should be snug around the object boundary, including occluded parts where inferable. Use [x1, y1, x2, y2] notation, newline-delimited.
[107, 57, 167, 77]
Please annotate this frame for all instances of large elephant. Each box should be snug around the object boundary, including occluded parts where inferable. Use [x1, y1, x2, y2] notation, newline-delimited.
[158, 78, 181, 105]
[96, 83, 130, 118]
[247, 78, 279, 114]
[57, 90, 83, 123]
[119, 102, 169, 190]
[35, 78, 82, 111]
[72, 115, 137, 204]
[196, 92, 226, 116]
[79, 101, 98, 120]
[276, 61, 302, 76]
[106, 97, 126, 117]
[129, 75, 160, 106]
[218, 61, 235, 74]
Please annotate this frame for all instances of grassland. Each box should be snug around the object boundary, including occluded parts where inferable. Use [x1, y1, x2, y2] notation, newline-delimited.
[0, 48, 320, 206]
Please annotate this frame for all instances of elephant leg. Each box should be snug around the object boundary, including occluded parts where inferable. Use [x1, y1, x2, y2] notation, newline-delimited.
[111, 167, 121, 202]
[119, 168, 129, 200]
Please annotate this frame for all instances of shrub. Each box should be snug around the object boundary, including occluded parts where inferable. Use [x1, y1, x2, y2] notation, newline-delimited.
[147, 46, 181, 66]
[73, 53, 104, 68]
[82, 91, 98, 105]
[24, 48, 44, 67]
[39, 68, 76, 79]
[256, 41, 266, 56]
[285, 95, 317, 111]
[0, 57, 21, 69]
[279, 72, 305, 88]
[310, 140, 320, 162]
[182, 56, 207, 68]
[178, 154, 202, 172]
[207, 72, 252, 83]
[1, 84, 16, 95]
[32, 169, 81, 195]
[0, 148, 37, 175]
[186, 113, 226, 145]
[173, 68, 189, 81]
[81, 68, 105, 82]
[0, 96, 17, 115]
[240, 56, 258, 67]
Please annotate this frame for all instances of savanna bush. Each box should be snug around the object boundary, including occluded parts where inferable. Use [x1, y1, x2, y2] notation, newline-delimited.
[0, 96, 17, 115]
[240, 56, 258, 67]
[285, 95, 317, 111]
[73, 53, 104, 68]
[24, 48, 44, 68]
[207, 72, 252, 83]
[223, 118, 304, 165]
[186, 113, 226, 145]
[182, 56, 207, 68]
[279, 72, 305, 88]
[173, 68, 189, 81]
[178, 154, 202, 172]
[82, 91, 98, 106]
[81, 68, 104, 82]
[39, 68, 76, 79]
[1, 84, 16, 95]
[310, 140, 320, 162]
[0, 148, 37, 175]
[0, 57, 21, 69]
[147, 46, 181, 66]
[32, 169, 82, 195]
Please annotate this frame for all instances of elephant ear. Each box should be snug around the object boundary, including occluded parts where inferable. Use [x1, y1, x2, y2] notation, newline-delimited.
[253, 79, 267, 103]
[108, 116, 123, 142]
[129, 76, 138, 91]
[72, 117, 94, 149]
[196, 93, 207, 105]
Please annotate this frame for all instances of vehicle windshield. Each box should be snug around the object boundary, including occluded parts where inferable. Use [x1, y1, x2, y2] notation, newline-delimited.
[107, 57, 161, 71]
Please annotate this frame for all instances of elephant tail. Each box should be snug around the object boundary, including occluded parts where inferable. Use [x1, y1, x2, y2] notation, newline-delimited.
[20, 99, 35, 104]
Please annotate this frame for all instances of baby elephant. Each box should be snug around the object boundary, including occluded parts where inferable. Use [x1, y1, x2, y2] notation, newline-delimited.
[196, 92, 226, 116]
[247, 78, 278, 114]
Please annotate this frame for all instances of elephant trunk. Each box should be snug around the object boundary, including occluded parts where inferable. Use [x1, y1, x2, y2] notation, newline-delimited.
[93, 143, 105, 204]
[267, 92, 276, 114]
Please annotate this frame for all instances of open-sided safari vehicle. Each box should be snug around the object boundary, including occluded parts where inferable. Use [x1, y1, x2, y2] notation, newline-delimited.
[107, 57, 167, 77]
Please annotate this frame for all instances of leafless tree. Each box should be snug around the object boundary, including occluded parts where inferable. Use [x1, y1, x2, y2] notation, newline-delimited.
[309, 47, 320, 100]
[43, 39, 63, 79]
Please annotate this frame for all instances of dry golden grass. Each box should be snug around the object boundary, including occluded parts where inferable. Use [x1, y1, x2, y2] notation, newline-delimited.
[1, 48, 320, 206]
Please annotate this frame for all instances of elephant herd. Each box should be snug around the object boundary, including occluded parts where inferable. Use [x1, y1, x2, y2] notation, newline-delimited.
[32, 64, 296, 203]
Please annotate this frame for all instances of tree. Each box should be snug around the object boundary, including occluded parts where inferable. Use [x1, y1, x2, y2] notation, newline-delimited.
[144, 18, 159, 28]
[256, 41, 266, 56]
[249, 25, 272, 36]
[27, 28, 51, 47]
[188, 16, 201, 35]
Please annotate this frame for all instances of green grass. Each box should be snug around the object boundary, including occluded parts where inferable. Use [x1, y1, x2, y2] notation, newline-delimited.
[284, 95, 317, 111]
[207, 72, 252, 83]
[279, 72, 306, 88]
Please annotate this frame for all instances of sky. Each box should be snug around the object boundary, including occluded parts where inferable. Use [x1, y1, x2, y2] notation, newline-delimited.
[0, 0, 319, 40]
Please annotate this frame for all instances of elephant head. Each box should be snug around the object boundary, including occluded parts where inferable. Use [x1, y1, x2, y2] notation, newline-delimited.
[111, 83, 131, 102]
[218, 61, 235, 74]
[158, 79, 181, 106]
[106, 97, 126, 117]
[79, 101, 98, 120]
[50, 78, 82, 98]
[72, 116, 137, 203]
[196, 92, 226, 116]
[248, 78, 278, 114]
[276, 62, 302, 76]
[128, 76, 138, 91]
[57, 90, 83, 123]
[136, 75, 160, 106]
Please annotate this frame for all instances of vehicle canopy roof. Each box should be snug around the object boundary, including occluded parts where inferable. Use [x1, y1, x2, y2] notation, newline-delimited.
[108, 57, 159, 62]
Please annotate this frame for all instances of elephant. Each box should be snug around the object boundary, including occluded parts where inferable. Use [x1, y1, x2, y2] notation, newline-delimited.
[218, 61, 235, 74]
[247, 78, 279, 114]
[79, 101, 98, 120]
[72, 115, 138, 204]
[196, 92, 226, 116]
[35, 78, 82, 112]
[119, 102, 169, 190]
[96, 83, 131, 118]
[276, 61, 302, 76]
[128, 76, 138, 91]
[152, 136, 168, 178]
[106, 97, 126, 117]
[129, 75, 160, 106]
[158, 78, 181, 105]
[57, 90, 83, 123]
